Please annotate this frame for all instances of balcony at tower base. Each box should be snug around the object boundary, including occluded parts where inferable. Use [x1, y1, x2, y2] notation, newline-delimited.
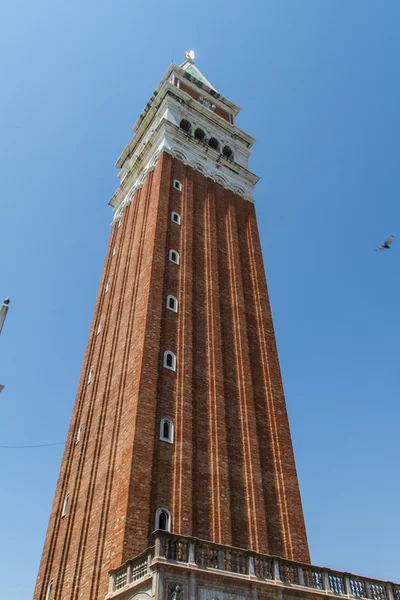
[106, 533, 399, 600]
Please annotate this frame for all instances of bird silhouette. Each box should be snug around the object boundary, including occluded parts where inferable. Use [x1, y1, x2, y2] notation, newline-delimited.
[376, 235, 394, 251]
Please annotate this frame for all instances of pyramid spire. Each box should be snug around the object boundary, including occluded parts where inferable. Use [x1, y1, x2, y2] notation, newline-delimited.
[180, 50, 218, 93]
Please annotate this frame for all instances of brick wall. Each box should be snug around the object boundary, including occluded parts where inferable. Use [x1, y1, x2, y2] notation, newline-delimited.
[33, 153, 309, 600]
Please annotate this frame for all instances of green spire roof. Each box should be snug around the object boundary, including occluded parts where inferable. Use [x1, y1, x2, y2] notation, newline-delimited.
[180, 56, 218, 93]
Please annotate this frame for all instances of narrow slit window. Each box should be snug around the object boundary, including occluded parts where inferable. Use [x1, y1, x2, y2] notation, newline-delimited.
[163, 351, 176, 371]
[87, 368, 93, 385]
[155, 508, 171, 531]
[76, 424, 83, 444]
[112, 247, 117, 256]
[45, 581, 53, 600]
[169, 250, 180, 265]
[61, 494, 69, 517]
[171, 211, 181, 225]
[173, 180, 182, 191]
[105, 281, 110, 293]
[97, 320, 102, 335]
[160, 418, 174, 443]
[166, 295, 178, 313]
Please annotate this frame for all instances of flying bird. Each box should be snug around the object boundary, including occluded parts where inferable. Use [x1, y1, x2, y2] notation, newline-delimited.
[376, 235, 394, 251]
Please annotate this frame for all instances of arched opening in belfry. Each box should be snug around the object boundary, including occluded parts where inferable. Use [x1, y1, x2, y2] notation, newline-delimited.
[208, 137, 219, 150]
[180, 119, 191, 133]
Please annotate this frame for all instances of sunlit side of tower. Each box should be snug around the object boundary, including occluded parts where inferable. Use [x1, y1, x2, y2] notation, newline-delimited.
[34, 53, 309, 600]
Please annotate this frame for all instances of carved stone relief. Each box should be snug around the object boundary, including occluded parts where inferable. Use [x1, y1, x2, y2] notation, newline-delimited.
[168, 582, 185, 600]
[199, 587, 248, 600]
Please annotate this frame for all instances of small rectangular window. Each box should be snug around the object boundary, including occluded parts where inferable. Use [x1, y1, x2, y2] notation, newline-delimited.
[87, 368, 93, 385]
[105, 281, 110, 293]
[112, 247, 117, 256]
[97, 320, 102, 335]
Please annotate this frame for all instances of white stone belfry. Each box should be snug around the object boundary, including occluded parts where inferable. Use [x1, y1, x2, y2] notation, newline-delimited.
[110, 55, 259, 222]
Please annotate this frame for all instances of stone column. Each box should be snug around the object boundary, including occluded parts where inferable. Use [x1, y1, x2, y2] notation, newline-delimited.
[0, 298, 10, 336]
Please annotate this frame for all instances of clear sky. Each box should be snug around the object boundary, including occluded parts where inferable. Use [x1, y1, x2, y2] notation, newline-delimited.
[0, 1, 399, 598]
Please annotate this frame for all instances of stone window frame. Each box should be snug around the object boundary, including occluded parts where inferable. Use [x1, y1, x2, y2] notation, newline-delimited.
[155, 507, 171, 532]
[163, 351, 176, 371]
[61, 493, 70, 518]
[169, 250, 180, 265]
[171, 211, 181, 225]
[45, 580, 53, 600]
[87, 367, 94, 385]
[75, 424, 83, 445]
[173, 180, 182, 191]
[166, 295, 178, 313]
[160, 418, 174, 444]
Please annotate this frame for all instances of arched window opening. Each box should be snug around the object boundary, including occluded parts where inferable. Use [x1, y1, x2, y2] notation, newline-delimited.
[171, 211, 181, 225]
[163, 351, 176, 371]
[222, 146, 233, 159]
[169, 250, 180, 265]
[166, 295, 178, 313]
[155, 508, 171, 531]
[209, 137, 219, 150]
[180, 119, 191, 133]
[163, 420, 170, 438]
[195, 128, 206, 141]
[173, 180, 182, 191]
[61, 493, 69, 517]
[160, 418, 174, 443]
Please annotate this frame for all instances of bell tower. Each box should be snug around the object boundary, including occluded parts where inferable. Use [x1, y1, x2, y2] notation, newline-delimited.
[34, 53, 310, 600]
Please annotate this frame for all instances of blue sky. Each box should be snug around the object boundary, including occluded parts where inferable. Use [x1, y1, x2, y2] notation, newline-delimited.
[1, 1, 399, 598]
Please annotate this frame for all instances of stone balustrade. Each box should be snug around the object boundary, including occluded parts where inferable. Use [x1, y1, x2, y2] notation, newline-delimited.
[109, 550, 153, 594]
[108, 532, 400, 600]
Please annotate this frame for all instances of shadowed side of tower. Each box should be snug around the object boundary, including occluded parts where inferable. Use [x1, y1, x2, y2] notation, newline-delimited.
[33, 56, 309, 600]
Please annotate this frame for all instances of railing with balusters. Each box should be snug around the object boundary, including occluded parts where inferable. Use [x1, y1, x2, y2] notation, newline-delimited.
[108, 532, 400, 600]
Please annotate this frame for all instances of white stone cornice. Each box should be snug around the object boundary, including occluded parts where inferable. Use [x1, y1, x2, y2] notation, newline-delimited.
[109, 120, 259, 219]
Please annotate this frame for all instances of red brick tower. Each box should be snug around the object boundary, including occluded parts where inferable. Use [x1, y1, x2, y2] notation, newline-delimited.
[34, 52, 309, 600]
